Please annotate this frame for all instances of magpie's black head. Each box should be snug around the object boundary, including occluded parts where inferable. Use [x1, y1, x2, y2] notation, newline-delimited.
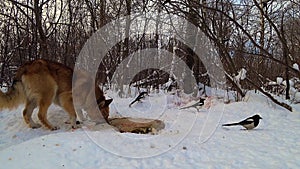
[253, 114, 262, 120]
[200, 98, 206, 102]
[140, 91, 148, 96]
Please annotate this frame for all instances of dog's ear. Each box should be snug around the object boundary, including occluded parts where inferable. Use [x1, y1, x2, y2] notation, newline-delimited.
[105, 99, 113, 106]
[98, 101, 105, 108]
[99, 99, 113, 108]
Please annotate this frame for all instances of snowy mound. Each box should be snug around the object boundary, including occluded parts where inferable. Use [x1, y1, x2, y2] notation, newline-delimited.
[0, 92, 300, 168]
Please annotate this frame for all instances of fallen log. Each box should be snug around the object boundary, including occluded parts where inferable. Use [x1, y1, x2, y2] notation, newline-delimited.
[108, 117, 165, 134]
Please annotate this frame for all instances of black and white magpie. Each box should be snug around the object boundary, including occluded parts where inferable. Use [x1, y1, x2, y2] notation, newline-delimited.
[180, 98, 205, 112]
[129, 91, 148, 107]
[222, 114, 262, 130]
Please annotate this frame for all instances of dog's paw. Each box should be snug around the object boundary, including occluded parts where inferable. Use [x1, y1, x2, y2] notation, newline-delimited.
[51, 126, 60, 131]
[31, 123, 42, 129]
[71, 124, 82, 129]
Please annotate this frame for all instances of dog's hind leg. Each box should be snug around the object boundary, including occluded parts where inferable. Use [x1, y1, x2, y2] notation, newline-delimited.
[58, 92, 78, 129]
[37, 93, 58, 130]
[23, 100, 40, 129]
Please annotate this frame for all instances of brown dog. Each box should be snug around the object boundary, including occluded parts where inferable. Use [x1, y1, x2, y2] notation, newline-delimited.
[0, 59, 112, 130]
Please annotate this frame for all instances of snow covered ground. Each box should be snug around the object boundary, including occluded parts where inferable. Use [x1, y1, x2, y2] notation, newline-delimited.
[0, 91, 300, 169]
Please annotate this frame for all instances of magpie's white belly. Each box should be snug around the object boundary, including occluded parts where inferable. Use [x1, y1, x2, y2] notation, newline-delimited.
[243, 123, 255, 130]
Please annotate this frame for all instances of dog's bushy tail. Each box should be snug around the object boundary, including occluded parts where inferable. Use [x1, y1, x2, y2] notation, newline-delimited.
[0, 81, 26, 110]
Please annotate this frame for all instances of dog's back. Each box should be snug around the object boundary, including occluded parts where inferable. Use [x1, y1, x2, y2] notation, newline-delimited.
[0, 59, 112, 130]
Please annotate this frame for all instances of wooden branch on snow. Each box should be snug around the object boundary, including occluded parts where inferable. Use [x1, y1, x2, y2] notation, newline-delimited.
[245, 78, 292, 112]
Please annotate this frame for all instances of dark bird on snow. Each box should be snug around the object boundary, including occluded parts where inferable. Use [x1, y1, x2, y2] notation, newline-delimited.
[222, 114, 262, 130]
[129, 91, 148, 107]
[180, 98, 205, 112]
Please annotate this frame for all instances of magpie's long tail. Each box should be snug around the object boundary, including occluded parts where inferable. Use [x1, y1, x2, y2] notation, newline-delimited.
[180, 105, 193, 110]
[222, 122, 240, 126]
[129, 99, 138, 107]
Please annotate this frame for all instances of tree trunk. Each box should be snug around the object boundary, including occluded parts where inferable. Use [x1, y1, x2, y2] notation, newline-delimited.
[281, 15, 290, 100]
[34, 0, 48, 58]
[183, 0, 200, 94]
